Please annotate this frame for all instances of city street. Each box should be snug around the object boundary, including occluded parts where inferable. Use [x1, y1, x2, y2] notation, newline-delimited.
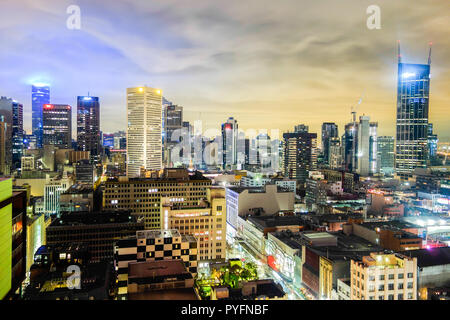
[227, 239, 310, 300]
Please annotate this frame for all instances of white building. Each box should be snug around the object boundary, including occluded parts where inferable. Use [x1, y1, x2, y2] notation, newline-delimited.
[225, 184, 295, 234]
[44, 175, 71, 216]
[126, 86, 162, 177]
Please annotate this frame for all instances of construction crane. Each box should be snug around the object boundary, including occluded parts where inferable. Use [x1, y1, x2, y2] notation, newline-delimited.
[351, 95, 364, 123]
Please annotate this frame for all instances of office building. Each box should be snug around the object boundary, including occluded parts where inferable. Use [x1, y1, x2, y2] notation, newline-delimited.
[46, 210, 144, 262]
[12, 100, 23, 170]
[322, 122, 339, 165]
[32, 84, 50, 148]
[75, 159, 96, 185]
[0, 179, 27, 300]
[103, 168, 212, 229]
[225, 184, 295, 234]
[77, 96, 101, 159]
[283, 131, 317, 185]
[43, 176, 71, 216]
[328, 137, 343, 170]
[126, 87, 162, 177]
[163, 103, 183, 166]
[21, 156, 35, 171]
[395, 44, 431, 179]
[42, 104, 72, 149]
[427, 123, 438, 161]
[59, 184, 96, 213]
[351, 252, 417, 300]
[222, 117, 239, 169]
[162, 187, 226, 262]
[0, 97, 14, 173]
[356, 116, 377, 176]
[377, 136, 395, 176]
[0, 178, 12, 299]
[342, 122, 357, 173]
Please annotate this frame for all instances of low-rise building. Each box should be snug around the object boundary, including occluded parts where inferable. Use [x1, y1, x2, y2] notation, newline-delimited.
[126, 260, 197, 300]
[351, 252, 418, 300]
[115, 229, 198, 299]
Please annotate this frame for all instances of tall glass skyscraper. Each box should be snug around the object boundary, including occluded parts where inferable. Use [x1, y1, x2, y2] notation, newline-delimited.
[32, 84, 50, 148]
[395, 44, 431, 179]
[77, 96, 101, 160]
[321, 122, 338, 165]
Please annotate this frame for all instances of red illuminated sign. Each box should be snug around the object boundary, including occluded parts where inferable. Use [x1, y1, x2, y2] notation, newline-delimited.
[267, 255, 278, 272]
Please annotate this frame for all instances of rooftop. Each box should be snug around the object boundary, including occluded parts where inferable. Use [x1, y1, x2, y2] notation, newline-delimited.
[49, 210, 141, 227]
[62, 183, 94, 194]
[360, 220, 422, 231]
[248, 215, 305, 231]
[404, 247, 450, 268]
[128, 260, 190, 279]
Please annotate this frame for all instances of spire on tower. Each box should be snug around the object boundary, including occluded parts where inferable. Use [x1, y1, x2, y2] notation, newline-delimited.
[397, 40, 402, 63]
[428, 42, 432, 65]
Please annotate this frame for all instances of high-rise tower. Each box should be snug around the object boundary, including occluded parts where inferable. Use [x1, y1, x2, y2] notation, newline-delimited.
[77, 96, 101, 160]
[32, 84, 50, 148]
[126, 86, 162, 177]
[395, 42, 431, 179]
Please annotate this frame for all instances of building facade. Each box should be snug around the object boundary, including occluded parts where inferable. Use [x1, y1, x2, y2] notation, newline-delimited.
[77, 96, 101, 160]
[351, 252, 417, 300]
[31, 84, 50, 148]
[395, 46, 431, 179]
[43, 104, 72, 149]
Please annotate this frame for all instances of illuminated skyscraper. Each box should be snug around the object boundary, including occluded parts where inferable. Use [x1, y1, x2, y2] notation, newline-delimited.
[377, 136, 395, 176]
[283, 130, 317, 185]
[77, 96, 101, 160]
[31, 84, 50, 148]
[162, 103, 183, 167]
[43, 104, 72, 149]
[395, 43, 431, 179]
[126, 86, 163, 177]
[0, 97, 23, 172]
[221, 117, 238, 169]
[11, 100, 23, 170]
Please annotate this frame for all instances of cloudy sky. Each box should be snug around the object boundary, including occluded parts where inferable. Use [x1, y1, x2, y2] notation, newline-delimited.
[1, 0, 449, 142]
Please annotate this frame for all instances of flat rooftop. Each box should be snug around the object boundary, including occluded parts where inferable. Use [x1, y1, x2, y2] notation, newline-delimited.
[136, 229, 181, 239]
[128, 287, 198, 300]
[128, 260, 188, 279]
[49, 210, 140, 227]
[271, 230, 382, 260]
[405, 247, 450, 267]
[360, 220, 422, 231]
[248, 215, 305, 230]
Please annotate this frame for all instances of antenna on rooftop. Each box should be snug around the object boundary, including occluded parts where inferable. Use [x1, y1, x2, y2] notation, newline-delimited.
[427, 42, 432, 65]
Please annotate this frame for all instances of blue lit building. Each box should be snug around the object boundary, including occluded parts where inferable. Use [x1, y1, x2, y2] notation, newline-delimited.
[102, 133, 114, 148]
[395, 44, 431, 179]
[427, 123, 438, 159]
[32, 84, 50, 148]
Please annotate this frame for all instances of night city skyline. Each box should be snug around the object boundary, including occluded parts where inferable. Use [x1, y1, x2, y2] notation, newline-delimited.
[1, 0, 449, 141]
[1, 0, 450, 307]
